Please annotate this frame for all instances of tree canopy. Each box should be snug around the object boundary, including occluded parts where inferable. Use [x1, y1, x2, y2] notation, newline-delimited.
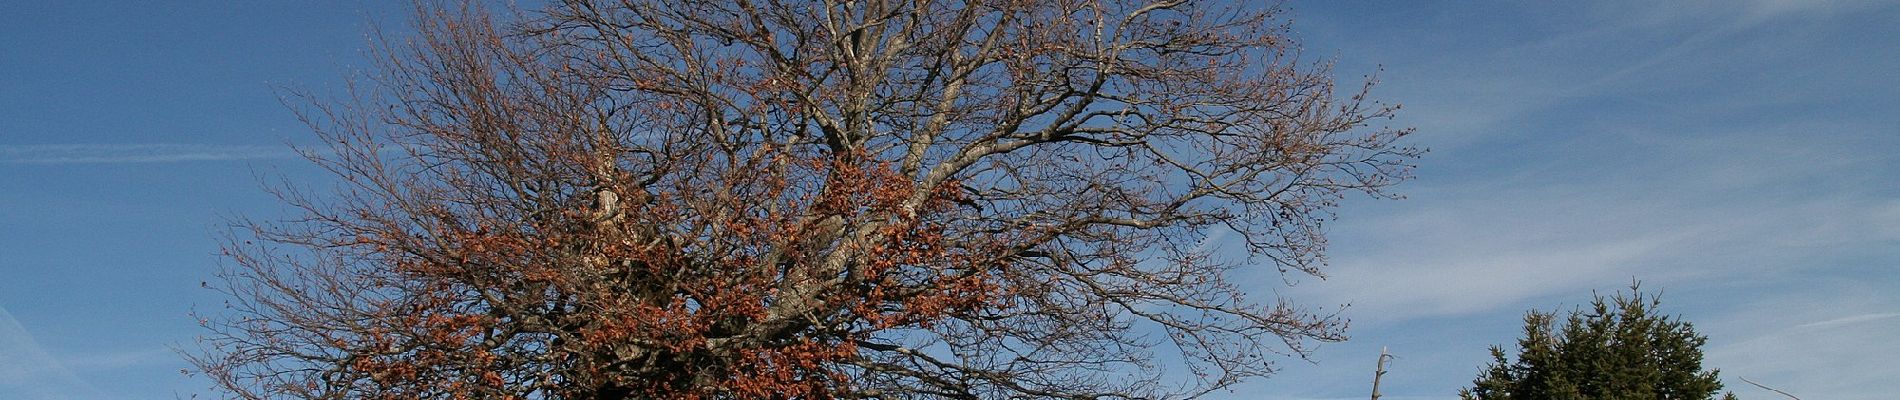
[1461, 286, 1735, 400]
[192, 1, 1417, 399]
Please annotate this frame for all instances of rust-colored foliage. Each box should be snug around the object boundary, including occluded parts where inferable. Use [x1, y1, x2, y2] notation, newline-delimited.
[193, 1, 1418, 399]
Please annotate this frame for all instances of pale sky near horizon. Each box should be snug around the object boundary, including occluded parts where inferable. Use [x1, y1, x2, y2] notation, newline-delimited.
[3, 1, 1896, 399]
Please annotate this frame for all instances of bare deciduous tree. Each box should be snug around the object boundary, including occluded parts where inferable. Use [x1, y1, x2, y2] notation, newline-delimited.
[192, 1, 1417, 399]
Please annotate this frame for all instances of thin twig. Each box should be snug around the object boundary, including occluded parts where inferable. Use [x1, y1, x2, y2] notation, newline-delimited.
[1740, 377, 1802, 400]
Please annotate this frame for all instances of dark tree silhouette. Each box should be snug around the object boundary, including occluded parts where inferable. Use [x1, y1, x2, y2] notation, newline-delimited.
[1461, 286, 1736, 400]
[192, 1, 1417, 399]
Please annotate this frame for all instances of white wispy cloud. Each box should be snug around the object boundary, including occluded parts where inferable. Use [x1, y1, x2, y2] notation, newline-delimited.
[0, 143, 295, 164]
[1273, 0, 1900, 323]
[1793, 312, 1900, 330]
[1300, 121, 1900, 319]
[57, 346, 177, 371]
[1230, 3, 1900, 396]
[1354, 1, 1899, 154]
[1704, 288, 1900, 400]
[0, 306, 110, 400]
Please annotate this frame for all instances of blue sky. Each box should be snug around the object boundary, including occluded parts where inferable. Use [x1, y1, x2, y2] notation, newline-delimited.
[1, 1, 1895, 399]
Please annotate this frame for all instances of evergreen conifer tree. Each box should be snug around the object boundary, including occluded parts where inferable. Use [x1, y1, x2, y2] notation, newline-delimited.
[1460, 285, 1736, 400]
